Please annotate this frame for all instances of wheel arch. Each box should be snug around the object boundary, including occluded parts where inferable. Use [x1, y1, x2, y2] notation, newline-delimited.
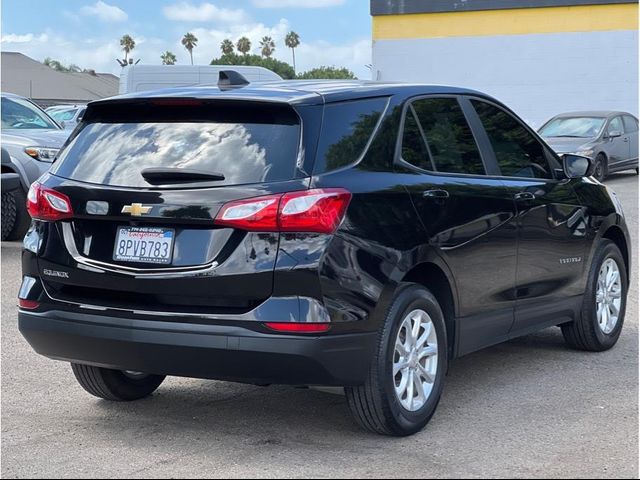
[602, 224, 630, 280]
[401, 261, 458, 359]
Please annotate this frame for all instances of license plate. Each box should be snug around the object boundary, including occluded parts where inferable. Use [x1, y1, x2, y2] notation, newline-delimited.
[113, 227, 175, 265]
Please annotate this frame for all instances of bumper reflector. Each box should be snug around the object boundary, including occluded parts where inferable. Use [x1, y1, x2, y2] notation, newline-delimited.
[18, 299, 40, 310]
[265, 323, 331, 334]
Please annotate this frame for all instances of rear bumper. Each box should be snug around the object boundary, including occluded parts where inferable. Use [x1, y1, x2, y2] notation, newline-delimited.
[19, 309, 377, 387]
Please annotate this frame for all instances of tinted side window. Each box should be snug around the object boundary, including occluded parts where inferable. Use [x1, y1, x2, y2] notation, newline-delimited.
[472, 100, 552, 179]
[314, 97, 388, 174]
[623, 115, 638, 133]
[410, 98, 485, 175]
[401, 106, 432, 171]
[608, 116, 623, 134]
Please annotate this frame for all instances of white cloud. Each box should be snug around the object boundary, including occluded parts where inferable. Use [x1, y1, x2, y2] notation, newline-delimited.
[1, 33, 48, 43]
[253, 0, 345, 7]
[163, 2, 250, 24]
[80, 1, 128, 22]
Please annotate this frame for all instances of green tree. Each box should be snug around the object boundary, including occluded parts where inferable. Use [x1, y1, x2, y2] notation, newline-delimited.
[260, 36, 275, 58]
[210, 53, 295, 79]
[43, 58, 83, 72]
[160, 51, 177, 65]
[236, 36, 252, 56]
[119, 34, 135, 63]
[284, 31, 300, 74]
[297, 66, 357, 80]
[182, 32, 198, 65]
[220, 39, 235, 56]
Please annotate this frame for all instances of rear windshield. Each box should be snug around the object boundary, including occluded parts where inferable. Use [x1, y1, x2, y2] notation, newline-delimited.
[51, 101, 301, 188]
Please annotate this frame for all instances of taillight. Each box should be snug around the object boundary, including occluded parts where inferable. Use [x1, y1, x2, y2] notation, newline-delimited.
[214, 188, 351, 234]
[265, 322, 331, 334]
[26, 182, 73, 221]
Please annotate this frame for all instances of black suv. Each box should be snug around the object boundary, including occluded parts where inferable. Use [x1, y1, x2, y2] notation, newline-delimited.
[19, 76, 631, 436]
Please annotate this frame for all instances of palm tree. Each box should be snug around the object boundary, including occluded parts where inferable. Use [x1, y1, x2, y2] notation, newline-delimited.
[181, 32, 198, 65]
[236, 36, 251, 56]
[285, 31, 300, 74]
[120, 34, 135, 63]
[221, 39, 234, 56]
[260, 36, 275, 58]
[161, 51, 177, 65]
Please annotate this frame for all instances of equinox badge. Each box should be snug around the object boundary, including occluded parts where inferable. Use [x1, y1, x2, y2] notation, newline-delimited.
[122, 203, 152, 216]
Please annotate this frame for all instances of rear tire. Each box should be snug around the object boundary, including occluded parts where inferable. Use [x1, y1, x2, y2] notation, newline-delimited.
[71, 364, 166, 401]
[7, 190, 31, 241]
[562, 240, 627, 352]
[345, 283, 447, 436]
[1, 191, 16, 240]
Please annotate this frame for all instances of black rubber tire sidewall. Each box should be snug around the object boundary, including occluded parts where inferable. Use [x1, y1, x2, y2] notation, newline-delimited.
[378, 284, 448, 435]
[7, 189, 32, 241]
[71, 363, 166, 401]
[1, 191, 17, 241]
[594, 154, 607, 182]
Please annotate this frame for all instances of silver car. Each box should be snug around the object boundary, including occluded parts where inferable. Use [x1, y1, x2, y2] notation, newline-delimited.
[539, 111, 639, 181]
[1, 93, 69, 240]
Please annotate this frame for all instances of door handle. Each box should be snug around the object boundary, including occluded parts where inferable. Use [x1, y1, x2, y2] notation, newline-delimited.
[623, 137, 629, 142]
[422, 189, 450, 199]
[514, 192, 536, 202]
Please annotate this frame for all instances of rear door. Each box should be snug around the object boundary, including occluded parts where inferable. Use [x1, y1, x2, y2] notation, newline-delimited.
[468, 98, 588, 332]
[40, 99, 318, 315]
[398, 96, 519, 355]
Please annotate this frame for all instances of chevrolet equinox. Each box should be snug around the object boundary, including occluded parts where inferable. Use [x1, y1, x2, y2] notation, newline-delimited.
[18, 75, 631, 436]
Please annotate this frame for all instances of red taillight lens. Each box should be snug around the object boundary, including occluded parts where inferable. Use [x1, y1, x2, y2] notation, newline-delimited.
[279, 189, 352, 234]
[18, 299, 40, 310]
[26, 182, 73, 221]
[214, 188, 351, 234]
[265, 322, 331, 333]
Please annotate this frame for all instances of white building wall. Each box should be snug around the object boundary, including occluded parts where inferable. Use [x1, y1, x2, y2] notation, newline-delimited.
[373, 30, 638, 128]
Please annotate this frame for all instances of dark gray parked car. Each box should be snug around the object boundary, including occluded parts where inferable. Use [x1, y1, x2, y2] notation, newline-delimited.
[539, 111, 639, 181]
[1, 93, 69, 240]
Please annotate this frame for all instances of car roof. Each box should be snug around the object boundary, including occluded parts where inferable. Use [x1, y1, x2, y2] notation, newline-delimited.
[552, 111, 635, 119]
[91, 80, 491, 106]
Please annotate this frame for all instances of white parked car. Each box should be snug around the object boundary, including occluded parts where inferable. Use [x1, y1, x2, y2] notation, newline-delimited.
[118, 65, 283, 94]
[45, 104, 87, 130]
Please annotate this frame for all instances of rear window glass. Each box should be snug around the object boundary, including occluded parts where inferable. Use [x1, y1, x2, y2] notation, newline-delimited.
[51, 102, 301, 188]
[313, 97, 388, 174]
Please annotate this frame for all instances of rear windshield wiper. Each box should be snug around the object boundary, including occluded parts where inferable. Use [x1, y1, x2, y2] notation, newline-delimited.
[141, 168, 225, 183]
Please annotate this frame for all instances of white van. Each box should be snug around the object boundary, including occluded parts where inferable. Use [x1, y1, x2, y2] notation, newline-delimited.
[118, 65, 282, 94]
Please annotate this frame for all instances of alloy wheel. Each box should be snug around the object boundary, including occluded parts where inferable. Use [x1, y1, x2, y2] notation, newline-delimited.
[595, 258, 623, 334]
[393, 309, 438, 412]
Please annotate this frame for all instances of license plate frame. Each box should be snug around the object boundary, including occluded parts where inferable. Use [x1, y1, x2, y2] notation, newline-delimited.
[113, 226, 175, 265]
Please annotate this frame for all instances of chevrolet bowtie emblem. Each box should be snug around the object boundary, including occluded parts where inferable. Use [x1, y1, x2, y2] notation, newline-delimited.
[122, 203, 152, 216]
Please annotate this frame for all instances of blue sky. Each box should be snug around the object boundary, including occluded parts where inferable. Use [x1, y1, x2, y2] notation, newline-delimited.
[1, 0, 372, 77]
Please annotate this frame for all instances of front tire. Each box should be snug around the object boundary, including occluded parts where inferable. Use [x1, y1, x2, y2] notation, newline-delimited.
[345, 283, 447, 436]
[562, 240, 627, 351]
[1, 191, 17, 240]
[71, 364, 166, 401]
[6, 190, 31, 240]
[593, 153, 607, 182]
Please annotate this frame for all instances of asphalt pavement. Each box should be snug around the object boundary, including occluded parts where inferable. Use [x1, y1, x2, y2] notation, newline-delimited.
[1, 172, 638, 478]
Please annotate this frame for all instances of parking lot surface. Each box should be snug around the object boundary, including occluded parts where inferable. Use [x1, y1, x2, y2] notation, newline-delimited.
[1, 173, 638, 479]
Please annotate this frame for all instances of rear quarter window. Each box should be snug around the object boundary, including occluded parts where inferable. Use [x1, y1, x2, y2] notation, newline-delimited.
[313, 97, 389, 174]
[51, 101, 301, 188]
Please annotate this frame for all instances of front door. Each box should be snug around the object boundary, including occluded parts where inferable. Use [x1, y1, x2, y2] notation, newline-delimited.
[395, 96, 518, 355]
[468, 98, 588, 332]
[606, 116, 630, 168]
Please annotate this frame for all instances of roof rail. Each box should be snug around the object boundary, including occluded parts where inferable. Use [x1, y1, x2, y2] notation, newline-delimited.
[218, 70, 250, 90]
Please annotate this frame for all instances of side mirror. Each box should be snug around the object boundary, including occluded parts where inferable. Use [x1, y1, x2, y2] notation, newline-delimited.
[607, 130, 623, 139]
[562, 154, 593, 179]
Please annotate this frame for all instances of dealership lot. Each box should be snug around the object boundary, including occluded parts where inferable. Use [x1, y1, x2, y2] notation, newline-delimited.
[1, 173, 638, 478]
